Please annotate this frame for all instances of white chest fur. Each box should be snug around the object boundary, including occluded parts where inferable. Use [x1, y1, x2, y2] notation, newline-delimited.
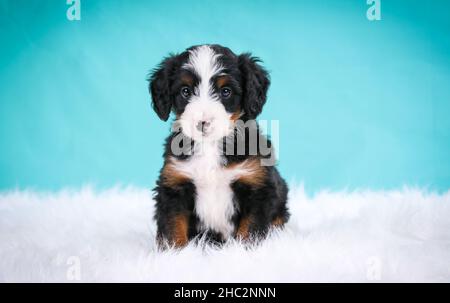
[171, 141, 245, 239]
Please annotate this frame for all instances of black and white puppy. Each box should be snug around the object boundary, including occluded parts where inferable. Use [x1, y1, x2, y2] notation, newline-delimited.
[149, 44, 289, 248]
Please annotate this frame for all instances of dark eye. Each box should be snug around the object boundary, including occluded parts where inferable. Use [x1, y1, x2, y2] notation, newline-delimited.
[220, 87, 232, 99]
[180, 86, 192, 99]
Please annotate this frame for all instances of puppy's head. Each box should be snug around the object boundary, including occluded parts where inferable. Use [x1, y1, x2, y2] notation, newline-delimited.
[148, 44, 270, 141]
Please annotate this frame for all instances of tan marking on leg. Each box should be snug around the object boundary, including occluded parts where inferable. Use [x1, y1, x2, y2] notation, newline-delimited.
[171, 213, 189, 248]
[272, 216, 285, 228]
[236, 217, 252, 240]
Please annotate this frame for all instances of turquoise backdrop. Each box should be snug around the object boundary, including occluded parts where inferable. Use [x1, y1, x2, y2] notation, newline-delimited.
[1, 0, 449, 193]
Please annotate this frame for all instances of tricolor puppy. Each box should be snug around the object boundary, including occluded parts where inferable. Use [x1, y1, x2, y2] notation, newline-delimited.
[148, 44, 289, 248]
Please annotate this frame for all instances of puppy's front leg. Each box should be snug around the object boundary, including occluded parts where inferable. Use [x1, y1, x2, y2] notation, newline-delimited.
[156, 211, 190, 249]
[236, 216, 253, 241]
[236, 213, 288, 241]
[236, 214, 272, 242]
[154, 180, 195, 249]
[168, 212, 190, 248]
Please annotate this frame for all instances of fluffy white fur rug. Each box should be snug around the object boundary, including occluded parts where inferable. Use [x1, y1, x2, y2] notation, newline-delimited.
[0, 185, 449, 282]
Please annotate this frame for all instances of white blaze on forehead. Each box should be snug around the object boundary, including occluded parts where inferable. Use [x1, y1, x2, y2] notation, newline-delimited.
[183, 45, 223, 97]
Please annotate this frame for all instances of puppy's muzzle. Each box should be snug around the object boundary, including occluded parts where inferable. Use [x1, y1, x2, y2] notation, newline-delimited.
[196, 120, 211, 134]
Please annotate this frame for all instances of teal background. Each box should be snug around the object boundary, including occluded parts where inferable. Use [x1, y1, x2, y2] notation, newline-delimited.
[0, 0, 449, 193]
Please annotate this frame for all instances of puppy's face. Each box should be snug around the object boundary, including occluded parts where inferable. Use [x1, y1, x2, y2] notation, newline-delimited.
[149, 44, 270, 141]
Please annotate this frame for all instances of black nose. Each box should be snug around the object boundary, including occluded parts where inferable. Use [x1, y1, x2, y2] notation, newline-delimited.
[196, 121, 210, 132]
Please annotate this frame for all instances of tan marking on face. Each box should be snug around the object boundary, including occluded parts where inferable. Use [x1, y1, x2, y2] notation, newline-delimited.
[236, 216, 252, 240]
[230, 108, 242, 122]
[171, 213, 189, 247]
[181, 74, 194, 86]
[161, 158, 191, 187]
[227, 158, 266, 188]
[216, 75, 229, 88]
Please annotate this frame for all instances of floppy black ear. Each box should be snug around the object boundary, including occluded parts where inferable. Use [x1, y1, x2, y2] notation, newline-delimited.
[148, 56, 177, 121]
[238, 53, 270, 119]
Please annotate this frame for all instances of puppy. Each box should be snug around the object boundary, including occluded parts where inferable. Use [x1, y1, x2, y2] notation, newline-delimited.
[148, 44, 289, 248]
